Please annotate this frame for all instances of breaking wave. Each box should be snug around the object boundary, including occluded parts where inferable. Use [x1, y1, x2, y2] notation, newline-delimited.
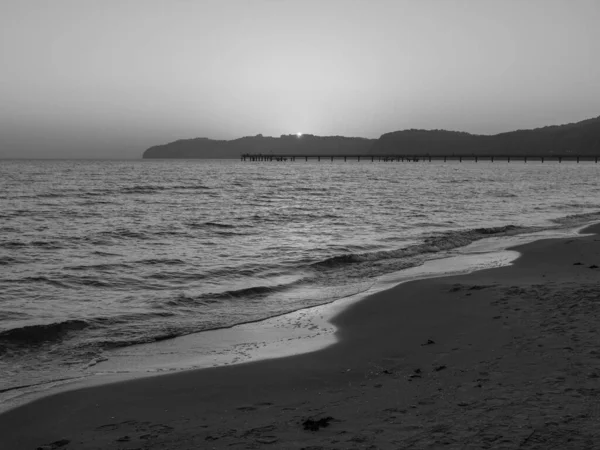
[169, 283, 296, 305]
[311, 225, 522, 269]
[0, 319, 89, 345]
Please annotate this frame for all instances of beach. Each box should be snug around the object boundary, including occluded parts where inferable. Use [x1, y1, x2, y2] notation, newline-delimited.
[1, 224, 599, 449]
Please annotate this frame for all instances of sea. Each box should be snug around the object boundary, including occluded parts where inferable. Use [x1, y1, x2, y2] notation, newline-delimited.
[1, 159, 600, 406]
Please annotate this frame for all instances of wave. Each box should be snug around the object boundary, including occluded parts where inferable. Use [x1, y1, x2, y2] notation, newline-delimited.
[89, 311, 177, 326]
[172, 184, 211, 190]
[186, 221, 251, 235]
[0, 256, 22, 265]
[143, 271, 206, 282]
[202, 262, 291, 279]
[35, 192, 64, 198]
[77, 200, 115, 206]
[201, 283, 290, 300]
[97, 229, 152, 240]
[0, 241, 27, 249]
[30, 241, 65, 250]
[66, 263, 132, 271]
[166, 293, 218, 306]
[0, 227, 20, 233]
[0, 311, 179, 352]
[488, 191, 519, 198]
[213, 230, 252, 237]
[153, 230, 193, 238]
[120, 185, 168, 194]
[473, 225, 519, 234]
[64, 276, 118, 288]
[3, 276, 70, 288]
[0, 319, 89, 345]
[77, 190, 112, 197]
[137, 258, 186, 266]
[0, 311, 29, 321]
[201, 221, 236, 228]
[311, 225, 522, 269]
[551, 210, 600, 226]
[167, 283, 296, 307]
[120, 184, 211, 195]
[92, 250, 122, 257]
[22, 274, 127, 289]
[95, 331, 185, 349]
[0, 240, 65, 250]
[71, 184, 212, 198]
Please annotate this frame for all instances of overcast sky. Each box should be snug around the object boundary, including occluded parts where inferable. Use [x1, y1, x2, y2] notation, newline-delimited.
[1, 0, 599, 159]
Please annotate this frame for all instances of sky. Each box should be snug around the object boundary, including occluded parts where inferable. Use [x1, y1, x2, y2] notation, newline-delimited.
[1, 0, 600, 159]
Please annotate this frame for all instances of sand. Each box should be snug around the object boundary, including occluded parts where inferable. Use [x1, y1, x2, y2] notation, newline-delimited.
[2, 224, 600, 449]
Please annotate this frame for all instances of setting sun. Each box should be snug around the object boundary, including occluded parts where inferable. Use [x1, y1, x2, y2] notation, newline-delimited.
[297, 132, 302, 137]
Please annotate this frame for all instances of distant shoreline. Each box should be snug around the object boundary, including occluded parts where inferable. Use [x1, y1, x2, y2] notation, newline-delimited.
[144, 115, 600, 159]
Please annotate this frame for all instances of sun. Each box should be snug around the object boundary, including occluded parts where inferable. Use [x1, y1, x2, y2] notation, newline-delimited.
[296, 132, 302, 137]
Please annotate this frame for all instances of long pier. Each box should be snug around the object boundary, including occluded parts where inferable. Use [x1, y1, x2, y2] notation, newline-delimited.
[241, 153, 600, 163]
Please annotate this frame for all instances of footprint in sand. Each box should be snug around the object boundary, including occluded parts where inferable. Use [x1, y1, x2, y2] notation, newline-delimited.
[36, 439, 70, 450]
[236, 405, 258, 412]
[236, 402, 273, 412]
[95, 419, 141, 432]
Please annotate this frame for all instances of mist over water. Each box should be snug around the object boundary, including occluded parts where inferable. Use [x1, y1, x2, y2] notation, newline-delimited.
[1, 159, 600, 392]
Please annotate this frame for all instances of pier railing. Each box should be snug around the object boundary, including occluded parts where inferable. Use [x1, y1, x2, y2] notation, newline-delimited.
[241, 154, 600, 163]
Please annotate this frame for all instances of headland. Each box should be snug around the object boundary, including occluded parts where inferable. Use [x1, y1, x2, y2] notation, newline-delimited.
[143, 116, 600, 159]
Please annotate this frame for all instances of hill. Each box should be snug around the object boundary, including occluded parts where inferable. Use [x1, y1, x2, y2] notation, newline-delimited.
[142, 116, 600, 158]
[143, 134, 375, 159]
[372, 116, 600, 156]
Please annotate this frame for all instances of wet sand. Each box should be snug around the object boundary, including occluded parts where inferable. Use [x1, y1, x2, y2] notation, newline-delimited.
[2, 224, 600, 449]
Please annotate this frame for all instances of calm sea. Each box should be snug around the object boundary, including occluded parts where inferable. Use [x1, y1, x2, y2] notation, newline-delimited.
[1, 159, 600, 395]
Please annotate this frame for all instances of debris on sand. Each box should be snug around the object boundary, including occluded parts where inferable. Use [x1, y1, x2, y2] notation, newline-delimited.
[302, 416, 334, 431]
[36, 439, 70, 450]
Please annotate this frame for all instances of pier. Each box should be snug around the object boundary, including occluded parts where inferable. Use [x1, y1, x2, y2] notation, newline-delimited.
[241, 154, 600, 163]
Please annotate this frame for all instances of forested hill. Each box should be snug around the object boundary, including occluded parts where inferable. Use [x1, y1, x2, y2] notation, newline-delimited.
[143, 134, 375, 158]
[143, 116, 600, 158]
[372, 116, 600, 156]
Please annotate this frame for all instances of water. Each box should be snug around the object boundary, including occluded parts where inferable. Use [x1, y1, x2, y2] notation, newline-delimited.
[1, 159, 600, 395]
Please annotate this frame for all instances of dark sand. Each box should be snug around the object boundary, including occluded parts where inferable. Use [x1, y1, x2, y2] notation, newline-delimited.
[2, 225, 600, 449]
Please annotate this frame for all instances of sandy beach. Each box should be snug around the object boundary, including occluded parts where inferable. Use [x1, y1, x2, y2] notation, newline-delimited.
[2, 224, 600, 449]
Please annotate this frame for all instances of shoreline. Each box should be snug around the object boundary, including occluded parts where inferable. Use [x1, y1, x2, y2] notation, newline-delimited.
[2, 224, 600, 448]
[0, 225, 585, 414]
[1, 204, 598, 405]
